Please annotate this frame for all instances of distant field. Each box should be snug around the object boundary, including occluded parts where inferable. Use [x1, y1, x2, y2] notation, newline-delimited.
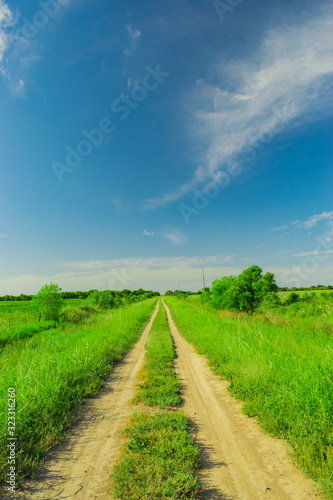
[0, 299, 86, 321]
[0, 298, 86, 312]
[278, 290, 333, 299]
[0, 299, 90, 346]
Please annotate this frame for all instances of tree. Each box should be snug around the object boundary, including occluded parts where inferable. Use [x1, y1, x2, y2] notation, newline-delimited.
[211, 265, 278, 312]
[33, 283, 64, 321]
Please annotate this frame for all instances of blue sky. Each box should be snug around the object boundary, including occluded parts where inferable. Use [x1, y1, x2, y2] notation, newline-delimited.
[0, 0, 332, 294]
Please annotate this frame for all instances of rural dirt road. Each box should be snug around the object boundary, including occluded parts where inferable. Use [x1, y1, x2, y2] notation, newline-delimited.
[2, 301, 324, 499]
[164, 301, 323, 500]
[1, 303, 159, 500]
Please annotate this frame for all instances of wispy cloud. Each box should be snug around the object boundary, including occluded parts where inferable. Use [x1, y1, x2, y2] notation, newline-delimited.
[242, 211, 333, 255]
[303, 211, 333, 228]
[271, 225, 289, 231]
[0, 0, 15, 61]
[126, 26, 141, 54]
[143, 229, 154, 237]
[293, 250, 333, 257]
[0, 0, 75, 94]
[123, 25, 141, 61]
[60, 254, 235, 271]
[161, 230, 187, 245]
[147, 7, 333, 208]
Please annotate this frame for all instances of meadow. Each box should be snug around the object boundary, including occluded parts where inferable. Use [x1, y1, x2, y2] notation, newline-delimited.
[0, 298, 157, 486]
[164, 295, 333, 498]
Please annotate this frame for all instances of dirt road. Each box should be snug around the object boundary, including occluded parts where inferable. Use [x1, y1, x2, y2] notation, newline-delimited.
[2, 303, 159, 500]
[164, 302, 323, 500]
[3, 301, 323, 499]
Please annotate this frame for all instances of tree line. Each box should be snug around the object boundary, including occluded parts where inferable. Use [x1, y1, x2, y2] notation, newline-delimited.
[0, 288, 160, 302]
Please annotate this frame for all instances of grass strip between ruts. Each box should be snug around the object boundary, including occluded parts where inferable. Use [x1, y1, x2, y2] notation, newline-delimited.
[110, 301, 201, 499]
[132, 301, 181, 408]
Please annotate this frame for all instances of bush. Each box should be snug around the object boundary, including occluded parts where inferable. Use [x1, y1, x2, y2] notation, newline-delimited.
[284, 292, 300, 306]
[60, 306, 96, 324]
[211, 265, 278, 312]
[33, 283, 64, 321]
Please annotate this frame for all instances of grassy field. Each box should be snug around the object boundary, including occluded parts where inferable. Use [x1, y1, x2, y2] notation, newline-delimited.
[0, 298, 157, 487]
[0, 299, 89, 347]
[164, 296, 333, 498]
[278, 290, 333, 299]
[111, 302, 201, 499]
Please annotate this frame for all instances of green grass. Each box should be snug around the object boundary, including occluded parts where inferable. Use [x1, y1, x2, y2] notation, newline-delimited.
[111, 302, 201, 499]
[278, 290, 333, 300]
[0, 299, 157, 486]
[0, 321, 57, 348]
[133, 303, 181, 408]
[164, 297, 333, 498]
[111, 411, 201, 500]
[0, 299, 91, 345]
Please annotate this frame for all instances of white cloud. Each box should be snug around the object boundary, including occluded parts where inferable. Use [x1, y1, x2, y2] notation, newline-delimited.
[147, 8, 333, 208]
[60, 254, 235, 271]
[162, 231, 187, 245]
[123, 25, 141, 57]
[0, 0, 14, 62]
[8, 76, 24, 93]
[293, 250, 333, 257]
[0, 254, 236, 294]
[303, 211, 333, 228]
[271, 225, 289, 231]
[2, 261, 333, 295]
[143, 229, 154, 237]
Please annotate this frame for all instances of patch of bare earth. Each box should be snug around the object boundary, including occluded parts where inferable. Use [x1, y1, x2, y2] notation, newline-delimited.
[164, 302, 324, 500]
[1, 304, 159, 500]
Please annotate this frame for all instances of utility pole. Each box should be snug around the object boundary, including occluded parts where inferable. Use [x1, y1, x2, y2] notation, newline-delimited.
[202, 268, 206, 291]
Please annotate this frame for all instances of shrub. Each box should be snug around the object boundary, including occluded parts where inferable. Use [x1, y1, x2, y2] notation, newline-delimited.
[211, 265, 278, 312]
[33, 283, 64, 321]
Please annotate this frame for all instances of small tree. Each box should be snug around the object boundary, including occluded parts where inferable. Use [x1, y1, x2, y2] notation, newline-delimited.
[34, 283, 64, 321]
[211, 265, 278, 312]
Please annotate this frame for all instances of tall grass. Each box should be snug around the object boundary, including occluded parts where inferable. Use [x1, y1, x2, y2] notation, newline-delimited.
[133, 303, 181, 408]
[164, 297, 333, 498]
[0, 299, 157, 486]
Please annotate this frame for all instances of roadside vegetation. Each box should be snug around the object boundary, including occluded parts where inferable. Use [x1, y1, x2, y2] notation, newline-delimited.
[0, 286, 160, 347]
[110, 302, 201, 499]
[0, 298, 157, 487]
[164, 295, 333, 498]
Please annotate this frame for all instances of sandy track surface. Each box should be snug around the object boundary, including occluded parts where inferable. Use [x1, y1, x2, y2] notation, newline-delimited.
[163, 302, 323, 500]
[2, 303, 159, 500]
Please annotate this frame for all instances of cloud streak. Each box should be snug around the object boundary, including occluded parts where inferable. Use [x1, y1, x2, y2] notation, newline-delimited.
[293, 250, 333, 257]
[60, 254, 235, 271]
[147, 7, 333, 208]
[0, 0, 14, 62]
